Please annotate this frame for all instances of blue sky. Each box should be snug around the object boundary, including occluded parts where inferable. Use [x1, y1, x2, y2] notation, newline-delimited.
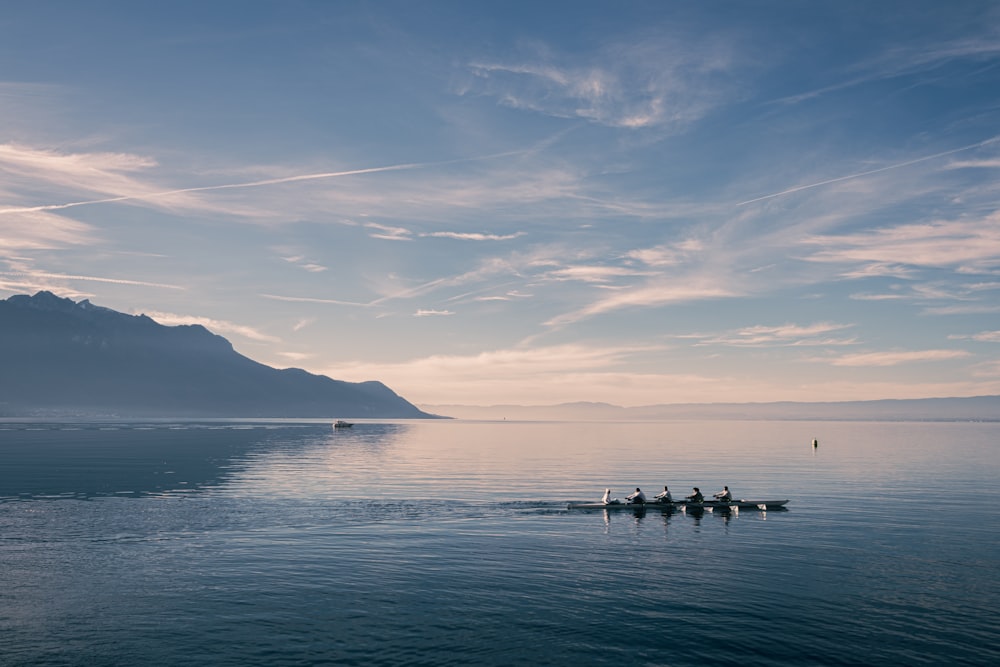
[2, 1, 1000, 407]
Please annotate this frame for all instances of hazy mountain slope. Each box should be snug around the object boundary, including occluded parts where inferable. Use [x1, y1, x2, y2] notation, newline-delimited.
[0, 291, 436, 418]
[425, 396, 1000, 422]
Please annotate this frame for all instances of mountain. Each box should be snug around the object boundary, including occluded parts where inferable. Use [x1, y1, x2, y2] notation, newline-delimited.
[425, 396, 1000, 422]
[0, 291, 438, 419]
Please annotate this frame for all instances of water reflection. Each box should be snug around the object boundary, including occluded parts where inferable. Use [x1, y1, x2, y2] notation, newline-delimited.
[326, 421, 410, 448]
[0, 422, 327, 500]
[601, 505, 651, 531]
[2, 419, 995, 666]
[589, 501, 781, 535]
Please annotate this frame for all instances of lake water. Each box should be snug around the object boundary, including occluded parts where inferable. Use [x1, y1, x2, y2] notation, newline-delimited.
[1, 419, 998, 666]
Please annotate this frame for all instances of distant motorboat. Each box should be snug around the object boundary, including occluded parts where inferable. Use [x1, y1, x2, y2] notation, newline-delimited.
[333, 420, 354, 429]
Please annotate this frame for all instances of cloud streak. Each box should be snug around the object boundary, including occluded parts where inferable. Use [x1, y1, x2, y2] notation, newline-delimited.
[260, 293, 373, 308]
[545, 279, 737, 328]
[825, 349, 971, 367]
[803, 216, 1000, 271]
[323, 342, 683, 405]
[464, 32, 740, 131]
[423, 231, 526, 241]
[0, 143, 528, 218]
[141, 310, 280, 343]
[414, 309, 454, 317]
[694, 322, 856, 347]
[0, 159, 424, 216]
[0, 271, 183, 290]
[737, 136, 1000, 206]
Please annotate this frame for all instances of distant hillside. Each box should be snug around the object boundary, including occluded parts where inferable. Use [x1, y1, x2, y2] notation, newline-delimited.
[425, 397, 1000, 422]
[0, 291, 437, 419]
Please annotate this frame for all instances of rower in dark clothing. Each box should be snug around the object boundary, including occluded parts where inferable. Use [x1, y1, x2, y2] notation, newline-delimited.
[686, 487, 704, 503]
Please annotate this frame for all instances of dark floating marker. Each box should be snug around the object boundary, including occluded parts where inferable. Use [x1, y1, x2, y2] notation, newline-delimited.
[812, 438, 819, 448]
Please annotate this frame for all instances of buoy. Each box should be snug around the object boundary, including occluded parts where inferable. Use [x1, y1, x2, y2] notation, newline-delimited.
[812, 438, 818, 448]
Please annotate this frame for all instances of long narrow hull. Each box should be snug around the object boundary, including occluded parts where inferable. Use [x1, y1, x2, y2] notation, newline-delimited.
[567, 499, 789, 511]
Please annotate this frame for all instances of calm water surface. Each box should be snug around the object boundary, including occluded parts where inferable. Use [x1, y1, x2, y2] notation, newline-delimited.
[1, 419, 998, 666]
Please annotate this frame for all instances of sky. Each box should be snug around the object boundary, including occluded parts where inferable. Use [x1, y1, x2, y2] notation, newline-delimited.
[2, 1, 1000, 408]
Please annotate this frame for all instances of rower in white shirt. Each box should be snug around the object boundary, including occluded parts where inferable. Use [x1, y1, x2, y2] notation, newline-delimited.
[713, 486, 733, 501]
[601, 488, 621, 505]
[653, 485, 672, 503]
[625, 487, 646, 505]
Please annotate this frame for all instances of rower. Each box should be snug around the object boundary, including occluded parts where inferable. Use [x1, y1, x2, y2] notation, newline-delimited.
[601, 488, 621, 505]
[653, 485, 672, 503]
[686, 487, 704, 503]
[625, 487, 646, 505]
[713, 486, 732, 501]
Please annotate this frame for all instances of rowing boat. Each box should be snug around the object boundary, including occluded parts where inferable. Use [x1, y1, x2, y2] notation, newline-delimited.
[566, 499, 789, 511]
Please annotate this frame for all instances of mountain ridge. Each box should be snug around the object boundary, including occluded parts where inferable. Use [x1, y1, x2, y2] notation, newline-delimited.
[424, 395, 1000, 421]
[0, 291, 438, 419]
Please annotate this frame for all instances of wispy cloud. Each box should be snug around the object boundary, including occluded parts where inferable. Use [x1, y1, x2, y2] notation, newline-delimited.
[776, 35, 1000, 106]
[850, 280, 1000, 307]
[803, 216, 1000, 272]
[0, 142, 534, 228]
[0, 143, 201, 214]
[841, 264, 917, 280]
[365, 222, 414, 241]
[322, 342, 682, 405]
[0, 210, 96, 251]
[414, 309, 454, 317]
[923, 303, 1000, 315]
[694, 322, 856, 347]
[0, 146, 429, 217]
[261, 254, 524, 311]
[474, 292, 528, 302]
[824, 349, 971, 367]
[738, 137, 1000, 206]
[545, 279, 737, 328]
[277, 351, 313, 363]
[950, 330, 1000, 343]
[260, 293, 373, 307]
[141, 310, 280, 343]
[626, 239, 705, 267]
[423, 231, 526, 241]
[316, 162, 597, 223]
[0, 278, 91, 299]
[948, 158, 1000, 169]
[368, 253, 541, 307]
[850, 292, 907, 301]
[280, 255, 328, 273]
[543, 265, 651, 284]
[0, 270, 183, 290]
[0, 142, 157, 187]
[324, 340, 997, 406]
[464, 33, 740, 131]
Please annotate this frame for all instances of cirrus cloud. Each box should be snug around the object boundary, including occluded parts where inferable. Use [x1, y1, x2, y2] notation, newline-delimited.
[824, 349, 971, 367]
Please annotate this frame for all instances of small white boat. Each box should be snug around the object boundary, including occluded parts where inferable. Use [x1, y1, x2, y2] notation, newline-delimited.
[333, 420, 354, 429]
